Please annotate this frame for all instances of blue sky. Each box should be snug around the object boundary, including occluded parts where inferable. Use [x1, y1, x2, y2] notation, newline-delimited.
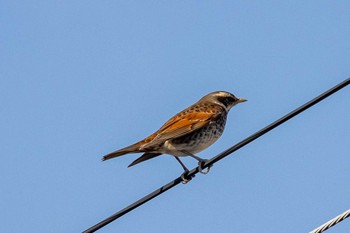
[1, 1, 350, 233]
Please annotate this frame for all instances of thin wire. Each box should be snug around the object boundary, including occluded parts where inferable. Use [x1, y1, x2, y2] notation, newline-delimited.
[310, 209, 350, 233]
[83, 77, 350, 233]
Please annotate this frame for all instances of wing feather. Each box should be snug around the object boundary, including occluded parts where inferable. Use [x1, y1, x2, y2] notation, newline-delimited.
[140, 108, 221, 149]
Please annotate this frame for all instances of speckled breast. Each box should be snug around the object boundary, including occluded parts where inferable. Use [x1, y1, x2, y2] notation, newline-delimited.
[170, 113, 227, 154]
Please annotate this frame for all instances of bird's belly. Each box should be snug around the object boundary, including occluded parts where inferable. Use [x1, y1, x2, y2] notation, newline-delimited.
[165, 117, 226, 156]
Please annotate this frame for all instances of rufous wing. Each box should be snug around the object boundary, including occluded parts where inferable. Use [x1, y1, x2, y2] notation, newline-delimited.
[140, 110, 221, 149]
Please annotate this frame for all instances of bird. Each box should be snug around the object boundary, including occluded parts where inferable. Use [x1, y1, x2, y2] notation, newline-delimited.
[103, 91, 247, 183]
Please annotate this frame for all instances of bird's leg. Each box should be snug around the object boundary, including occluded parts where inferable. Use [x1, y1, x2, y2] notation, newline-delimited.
[174, 156, 194, 184]
[180, 150, 212, 174]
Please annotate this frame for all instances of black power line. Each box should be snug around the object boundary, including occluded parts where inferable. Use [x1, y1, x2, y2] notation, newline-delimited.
[83, 77, 350, 233]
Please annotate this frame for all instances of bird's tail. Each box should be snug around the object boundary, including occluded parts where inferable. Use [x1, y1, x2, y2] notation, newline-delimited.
[128, 153, 162, 167]
[102, 142, 143, 161]
[103, 131, 160, 161]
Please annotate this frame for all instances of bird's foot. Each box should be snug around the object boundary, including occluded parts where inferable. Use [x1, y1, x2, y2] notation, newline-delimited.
[198, 160, 212, 174]
[180, 169, 195, 184]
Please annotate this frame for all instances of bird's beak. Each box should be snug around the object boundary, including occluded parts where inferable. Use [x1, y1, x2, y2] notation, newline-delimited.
[237, 98, 247, 103]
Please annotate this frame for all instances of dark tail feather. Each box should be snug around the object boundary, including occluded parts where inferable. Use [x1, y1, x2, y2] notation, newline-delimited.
[102, 143, 143, 161]
[128, 153, 162, 167]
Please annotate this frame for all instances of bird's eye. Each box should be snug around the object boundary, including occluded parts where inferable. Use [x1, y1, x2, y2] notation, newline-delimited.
[218, 96, 234, 107]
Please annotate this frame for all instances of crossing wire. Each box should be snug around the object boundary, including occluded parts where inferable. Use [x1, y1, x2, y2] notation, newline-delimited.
[83, 77, 350, 233]
[310, 208, 350, 233]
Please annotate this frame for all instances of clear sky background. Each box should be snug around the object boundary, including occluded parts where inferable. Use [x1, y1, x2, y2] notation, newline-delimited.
[1, 1, 350, 233]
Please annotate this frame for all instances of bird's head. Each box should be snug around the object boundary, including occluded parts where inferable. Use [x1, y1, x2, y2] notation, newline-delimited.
[201, 91, 247, 111]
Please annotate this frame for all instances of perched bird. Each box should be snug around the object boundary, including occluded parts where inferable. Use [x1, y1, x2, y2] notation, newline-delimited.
[103, 91, 246, 182]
